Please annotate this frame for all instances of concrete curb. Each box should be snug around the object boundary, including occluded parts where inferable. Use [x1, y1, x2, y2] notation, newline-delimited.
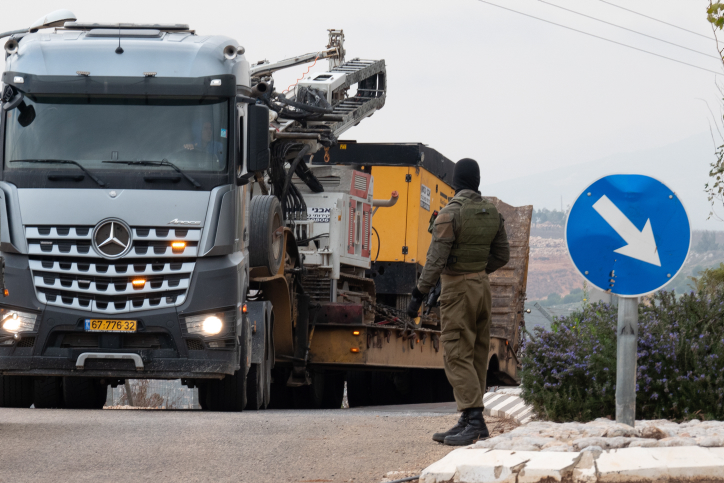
[483, 389, 534, 425]
[419, 447, 724, 483]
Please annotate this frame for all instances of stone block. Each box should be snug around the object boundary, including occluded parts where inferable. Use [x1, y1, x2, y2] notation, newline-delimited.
[492, 440, 539, 451]
[595, 447, 668, 482]
[655, 446, 724, 481]
[655, 436, 697, 447]
[603, 424, 641, 438]
[517, 452, 581, 483]
[639, 426, 667, 440]
[626, 438, 658, 448]
[696, 436, 724, 447]
[541, 445, 574, 452]
[419, 448, 491, 483]
[454, 450, 534, 483]
[572, 451, 598, 483]
[572, 437, 609, 451]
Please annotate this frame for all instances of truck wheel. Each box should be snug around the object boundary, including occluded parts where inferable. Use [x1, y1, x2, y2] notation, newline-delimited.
[346, 371, 372, 408]
[249, 195, 284, 276]
[245, 364, 263, 410]
[267, 368, 293, 409]
[34, 377, 64, 408]
[63, 377, 107, 409]
[292, 372, 344, 409]
[205, 370, 247, 412]
[0, 375, 34, 408]
[321, 372, 345, 409]
[292, 371, 325, 409]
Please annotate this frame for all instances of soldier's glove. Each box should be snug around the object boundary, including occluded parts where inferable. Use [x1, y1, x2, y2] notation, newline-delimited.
[406, 287, 427, 318]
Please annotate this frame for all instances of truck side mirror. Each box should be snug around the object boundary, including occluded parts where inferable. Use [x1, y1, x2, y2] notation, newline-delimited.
[246, 104, 270, 173]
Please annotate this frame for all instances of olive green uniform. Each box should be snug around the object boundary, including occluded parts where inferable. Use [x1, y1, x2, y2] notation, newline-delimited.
[417, 190, 510, 411]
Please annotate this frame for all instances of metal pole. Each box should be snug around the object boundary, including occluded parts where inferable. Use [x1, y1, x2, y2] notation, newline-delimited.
[615, 296, 638, 426]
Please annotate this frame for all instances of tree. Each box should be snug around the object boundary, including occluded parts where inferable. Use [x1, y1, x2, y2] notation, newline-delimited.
[706, 3, 724, 218]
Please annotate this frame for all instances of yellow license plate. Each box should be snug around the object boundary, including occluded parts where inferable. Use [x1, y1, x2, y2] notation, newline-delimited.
[85, 319, 137, 333]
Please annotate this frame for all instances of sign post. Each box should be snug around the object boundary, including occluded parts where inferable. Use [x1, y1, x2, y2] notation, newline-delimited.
[566, 175, 690, 426]
[616, 297, 638, 426]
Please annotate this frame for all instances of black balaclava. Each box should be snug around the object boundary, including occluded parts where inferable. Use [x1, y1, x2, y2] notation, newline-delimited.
[452, 158, 481, 194]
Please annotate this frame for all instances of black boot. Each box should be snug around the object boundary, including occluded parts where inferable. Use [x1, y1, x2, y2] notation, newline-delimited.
[443, 408, 489, 446]
[432, 410, 469, 443]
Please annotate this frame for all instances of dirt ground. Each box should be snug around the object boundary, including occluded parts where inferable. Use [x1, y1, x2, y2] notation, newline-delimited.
[0, 404, 517, 483]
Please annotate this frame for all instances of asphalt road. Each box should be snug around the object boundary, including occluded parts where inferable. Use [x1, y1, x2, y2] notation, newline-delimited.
[0, 403, 517, 483]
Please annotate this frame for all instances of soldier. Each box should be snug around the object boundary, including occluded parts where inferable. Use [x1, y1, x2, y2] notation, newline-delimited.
[406, 158, 510, 446]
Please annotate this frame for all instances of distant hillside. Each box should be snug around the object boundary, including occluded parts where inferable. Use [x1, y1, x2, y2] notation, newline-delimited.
[484, 132, 718, 230]
[525, 228, 724, 301]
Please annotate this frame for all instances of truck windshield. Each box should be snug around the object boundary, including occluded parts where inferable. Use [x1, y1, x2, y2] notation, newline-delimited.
[4, 95, 229, 172]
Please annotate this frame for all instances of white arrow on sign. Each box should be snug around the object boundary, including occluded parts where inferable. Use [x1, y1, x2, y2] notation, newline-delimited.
[592, 195, 661, 266]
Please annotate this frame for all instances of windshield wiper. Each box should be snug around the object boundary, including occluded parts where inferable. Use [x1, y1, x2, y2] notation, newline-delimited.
[102, 159, 201, 189]
[10, 159, 107, 187]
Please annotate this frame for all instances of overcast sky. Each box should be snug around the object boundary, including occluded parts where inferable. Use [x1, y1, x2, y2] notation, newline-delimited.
[3, 0, 722, 214]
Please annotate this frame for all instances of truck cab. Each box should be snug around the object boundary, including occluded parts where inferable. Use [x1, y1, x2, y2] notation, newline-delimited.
[0, 20, 263, 409]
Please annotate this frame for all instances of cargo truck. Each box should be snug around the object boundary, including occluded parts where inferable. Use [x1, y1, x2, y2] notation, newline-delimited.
[0, 10, 531, 410]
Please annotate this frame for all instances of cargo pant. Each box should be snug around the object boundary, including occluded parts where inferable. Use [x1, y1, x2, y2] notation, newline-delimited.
[439, 270, 492, 411]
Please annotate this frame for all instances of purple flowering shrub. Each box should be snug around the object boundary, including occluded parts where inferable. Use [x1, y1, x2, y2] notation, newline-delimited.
[520, 291, 724, 422]
[520, 302, 617, 421]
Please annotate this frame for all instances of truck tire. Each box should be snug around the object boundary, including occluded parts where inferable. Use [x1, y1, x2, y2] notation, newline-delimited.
[321, 372, 345, 409]
[292, 372, 344, 409]
[34, 376, 64, 409]
[0, 375, 34, 408]
[63, 377, 107, 409]
[267, 368, 294, 409]
[346, 371, 372, 408]
[205, 370, 247, 412]
[249, 195, 284, 276]
[245, 364, 263, 410]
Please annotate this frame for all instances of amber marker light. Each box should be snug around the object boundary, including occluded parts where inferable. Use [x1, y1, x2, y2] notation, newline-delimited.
[171, 241, 186, 253]
[242, 304, 248, 313]
[350, 348, 360, 353]
[352, 330, 360, 336]
[132, 279, 146, 288]
[3, 289, 8, 297]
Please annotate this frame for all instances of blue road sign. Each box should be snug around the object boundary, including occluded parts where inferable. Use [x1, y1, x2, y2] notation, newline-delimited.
[566, 175, 690, 297]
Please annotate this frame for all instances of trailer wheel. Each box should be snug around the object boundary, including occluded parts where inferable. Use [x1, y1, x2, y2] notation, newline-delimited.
[0, 375, 34, 408]
[62, 377, 107, 409]
[34, 376, 64, 408]
[205, 370, 247, 412]
[292, 371, 345, 409]
[345, 371, 372, 408]
[249, 195, 284, 276]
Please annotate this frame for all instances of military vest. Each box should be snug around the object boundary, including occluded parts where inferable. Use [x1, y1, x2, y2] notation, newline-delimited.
[447, 196, 500, 272]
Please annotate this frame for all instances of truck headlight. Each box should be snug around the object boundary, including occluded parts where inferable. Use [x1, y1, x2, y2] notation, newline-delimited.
[183, 311, 233, 336]
[1, 310, 38, 333]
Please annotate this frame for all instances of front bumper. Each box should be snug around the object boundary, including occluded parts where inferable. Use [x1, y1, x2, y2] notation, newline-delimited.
[0, 253, 243, 379]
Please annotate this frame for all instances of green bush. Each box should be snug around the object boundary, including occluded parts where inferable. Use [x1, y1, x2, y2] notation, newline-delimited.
[520, 291, 724, 422]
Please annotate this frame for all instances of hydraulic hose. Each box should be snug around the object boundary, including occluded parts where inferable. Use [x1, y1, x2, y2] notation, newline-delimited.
[280, 144, 311, 216]
[275, 96, 334, 114]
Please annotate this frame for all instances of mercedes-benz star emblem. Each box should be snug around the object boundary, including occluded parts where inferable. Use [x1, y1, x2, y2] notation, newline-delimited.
[92, 219, 132, 259]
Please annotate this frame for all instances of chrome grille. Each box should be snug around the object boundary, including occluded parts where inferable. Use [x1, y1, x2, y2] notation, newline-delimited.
[26, 226, 200, 314]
